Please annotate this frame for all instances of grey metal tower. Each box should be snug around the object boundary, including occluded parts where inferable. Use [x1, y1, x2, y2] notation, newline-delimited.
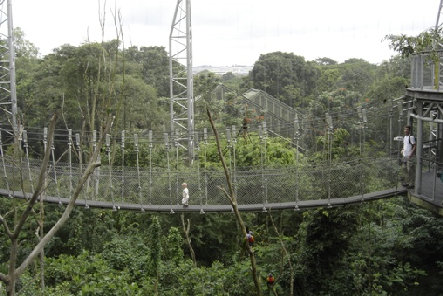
[0, 0, 17, 133]
[169, 0, 194, 163]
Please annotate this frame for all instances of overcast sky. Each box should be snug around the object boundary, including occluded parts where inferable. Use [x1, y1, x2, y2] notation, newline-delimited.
[11, 0, 440, 66]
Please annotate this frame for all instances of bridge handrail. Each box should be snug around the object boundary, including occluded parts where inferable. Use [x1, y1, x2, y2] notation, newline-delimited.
[0, 155, 401, 209]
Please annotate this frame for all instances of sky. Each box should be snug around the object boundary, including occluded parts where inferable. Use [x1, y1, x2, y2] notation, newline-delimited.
[10, 0, 441, 66]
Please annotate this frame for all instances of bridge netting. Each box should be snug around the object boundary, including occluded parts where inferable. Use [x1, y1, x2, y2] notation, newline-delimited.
[0, 97, 409, 211]
[0, 90, 424, 211]
[0, 154, 400, 210]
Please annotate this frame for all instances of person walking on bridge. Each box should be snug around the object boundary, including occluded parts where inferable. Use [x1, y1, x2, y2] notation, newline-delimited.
[181, 183, 189, 206]
[401, 125, 416, 189]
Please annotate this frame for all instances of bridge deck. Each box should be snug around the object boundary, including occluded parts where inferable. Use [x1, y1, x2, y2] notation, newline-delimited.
[0, 187, 408, 213]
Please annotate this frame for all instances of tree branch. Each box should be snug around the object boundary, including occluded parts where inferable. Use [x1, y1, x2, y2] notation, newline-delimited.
[14, 116, 112, 278]
[0, 214, 12, 238]
[181, 214, 196, 266]
[206, 108, 234, 197]
[207, 107, 262, 296]
[15, 160, 100, 277]
[0, 272, 7, 283]
[13, 114, 56, 239]
[217, 185, 234, 204]
[268, 210, 295, 296]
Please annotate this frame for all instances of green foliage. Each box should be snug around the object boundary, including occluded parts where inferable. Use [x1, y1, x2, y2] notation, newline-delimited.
[4, 27, 443, 296]
[3, 199, 442, 295]
[252, 52, 319, 107]
[313, 128, 359, 161]
[385, 27, 443, 57]
[199, 132, 298, 169]
[45, 207, 116, 256]
[102, 235, 150, 281]
[17, 42, 169, 132]
[44, 251, 148, 295]
[163, 226, 184, 264]
[125, 46, 171, 97]
[148, 216, 162, 277]
[338, 58, 377, 94]
[158, 259, 261, 296]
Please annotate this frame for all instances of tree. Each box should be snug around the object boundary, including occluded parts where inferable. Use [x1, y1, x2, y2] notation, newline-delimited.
[13, 28, 38, 59]
[0, 115, 112, 295]
[207, 107, 262, 296]
[252, 52, 319, 107]
[148, 216, 162, 295]
[384, 27, 443, 58]
[337, 58, 377, 94]
[125, 46, 170, 98]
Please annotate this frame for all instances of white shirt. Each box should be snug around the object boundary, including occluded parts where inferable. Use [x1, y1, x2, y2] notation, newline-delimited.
[182, 188, 189, 199]
[402, 135, 416, 157]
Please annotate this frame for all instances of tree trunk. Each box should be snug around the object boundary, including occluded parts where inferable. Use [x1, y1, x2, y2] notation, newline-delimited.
[268, 211, 295, 296]
[207, 107, 262, 296]
[6, 238, 18, 296]
[181, 214, 197, 266]
[0, 115, 112, 295]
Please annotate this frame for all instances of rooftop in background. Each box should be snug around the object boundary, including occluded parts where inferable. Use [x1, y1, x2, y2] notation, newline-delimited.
[193, 65, 253, 75]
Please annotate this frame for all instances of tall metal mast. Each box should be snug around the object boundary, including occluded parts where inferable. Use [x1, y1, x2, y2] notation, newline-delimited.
[0, 0, 17, 133]
[436, 0, 443, 33]
[169, 0, 194, 163]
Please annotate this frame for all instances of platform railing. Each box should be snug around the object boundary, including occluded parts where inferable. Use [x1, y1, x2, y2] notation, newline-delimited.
[410, 50, 443, 90]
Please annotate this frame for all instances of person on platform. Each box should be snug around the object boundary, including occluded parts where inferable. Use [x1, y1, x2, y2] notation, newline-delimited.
[401, 125, 416, 189]
[182, 183, 189, 206]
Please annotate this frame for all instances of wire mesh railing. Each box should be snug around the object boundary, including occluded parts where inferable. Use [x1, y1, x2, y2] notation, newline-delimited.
[0, 155, 401, 208]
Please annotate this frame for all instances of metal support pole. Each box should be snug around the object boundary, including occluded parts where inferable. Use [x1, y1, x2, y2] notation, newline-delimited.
[259, 125, 265, 209]
[120, 130, 125, 204]
[263, 122, 268, 208]
[204, 128, 208, 205]
[106, 134, 115, 210]
[389, 110, 393, 157]
[68, 129, 73, 197]
[175, 130, 179, 204]
[22, 130, 34, 194]
[75, 132, 84, 206]
[164, 133, 173, 213]
[415, 101, 423, 195]
[149, 130, 153, 205]
[231, 125, 237, 196]
[7, 0, 17, 134]
[0, 132, 11, 197]
[49, 130, 61, 205]
[326, 114, 333, 206]
[294, 115, 301, 210]
[93, 130, 99, 201]
[186, 0, 194, 163]
[134, 134, 143, 210]
[195, 131, 204, 213]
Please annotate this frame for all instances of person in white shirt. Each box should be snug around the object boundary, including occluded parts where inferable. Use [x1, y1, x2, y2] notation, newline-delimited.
[181, 183, 189, 206]
[401, 126, 416, 188]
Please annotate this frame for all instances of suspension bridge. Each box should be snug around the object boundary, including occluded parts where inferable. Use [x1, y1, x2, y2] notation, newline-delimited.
[0, 100, 429, 213]
[0, 0, 442, 214]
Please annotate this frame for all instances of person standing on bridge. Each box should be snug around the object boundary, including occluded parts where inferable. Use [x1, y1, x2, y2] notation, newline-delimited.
[401, 125, 416, 189]
[182, 183, 189, 206]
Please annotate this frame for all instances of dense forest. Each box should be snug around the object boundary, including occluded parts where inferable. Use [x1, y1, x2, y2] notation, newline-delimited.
[0, 25, 443, 296]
